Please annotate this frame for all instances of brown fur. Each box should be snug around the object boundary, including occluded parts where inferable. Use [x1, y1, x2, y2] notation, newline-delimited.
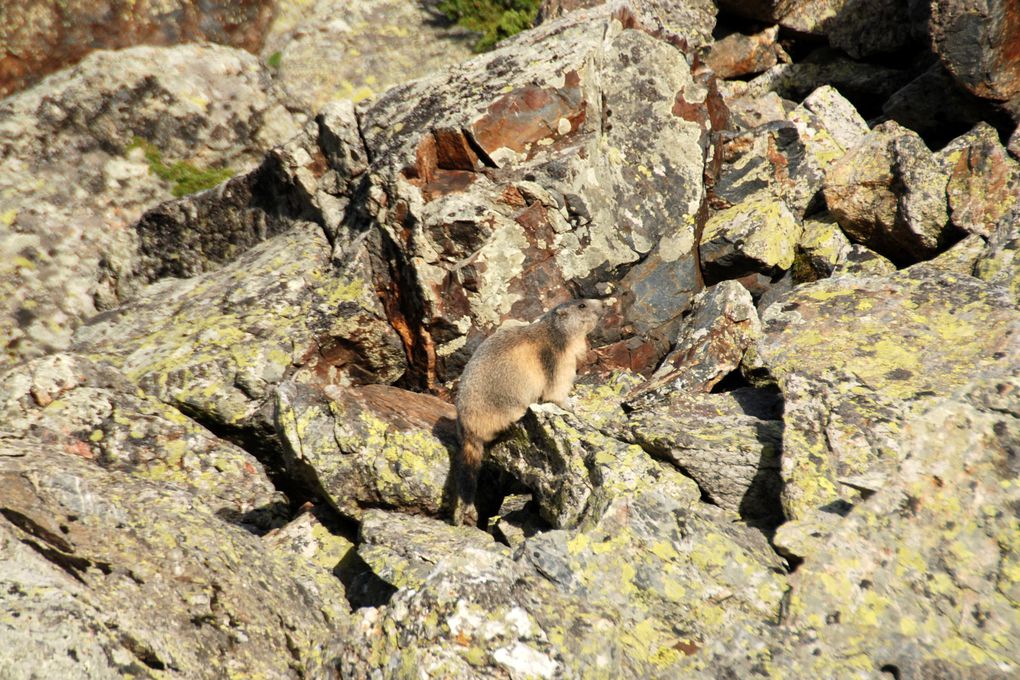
[451, 298, 610, 526]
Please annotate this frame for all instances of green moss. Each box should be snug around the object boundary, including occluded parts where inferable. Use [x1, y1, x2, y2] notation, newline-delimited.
[266, 51, 283, 69]
[128, 136, 234, 197]
[437, 0, 540, 51]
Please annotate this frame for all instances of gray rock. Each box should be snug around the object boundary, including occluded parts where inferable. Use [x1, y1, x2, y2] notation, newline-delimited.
[974, 201, 1020, 304]
[0, 353, 284, 527]
[824, 121, 955, 264]
[749, 265, 1020, 521]
[792, 213, 852, 282]
[700, 194, 802, 279]
[74, 224, 406, 454]
[0, 442, 348, 680]
[275, 382, 456, 521]
[939, 122, 1020, 239]
[831, 243, 898, 277]
[630, 388, 784, 525]
[538, 0, 718, 48]
[0, 44, 302, 368]
[931, 0, 1020, 102]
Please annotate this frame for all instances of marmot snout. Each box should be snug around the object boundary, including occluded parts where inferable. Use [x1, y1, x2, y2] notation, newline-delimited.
[452, 298, 612, 526]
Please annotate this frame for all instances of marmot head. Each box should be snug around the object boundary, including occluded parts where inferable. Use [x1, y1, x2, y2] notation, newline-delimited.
[547, 298, 613, 337]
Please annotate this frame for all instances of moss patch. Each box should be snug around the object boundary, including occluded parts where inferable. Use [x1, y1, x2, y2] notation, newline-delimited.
[128, 136, 234, 197]
[437, 0, 540, 51]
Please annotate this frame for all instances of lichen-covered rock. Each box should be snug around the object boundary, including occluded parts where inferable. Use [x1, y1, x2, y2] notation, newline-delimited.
[0, 0, 275, 98]
[538, 0, 718, 48]
[0, 43, 302, 368]
[357, 509, 508, 590]
[823, 121, 955, 264]
[769, 377, 1020, 677]
[629, 388, 784, 525]
[489, 403, 701, 529]
[974, 201, 1020, 303]
[831, 243, 898, 277]
[700, 195, 802, 280]
[354, 4, 719, 388]
[749, 266, 1020, 521]
[792, 213, 852, 282]
[826, 0, 917, 58]
[0, 353, 284, 527]
[631, 280, 762, 400]
[260, 0, 475, 113]
[939, 122, 1020, 239]
[931, 0, 1020, 103]
[275, 382, 456, 520]
[73, 224, 406, 450]
[0, 443, 348, 680]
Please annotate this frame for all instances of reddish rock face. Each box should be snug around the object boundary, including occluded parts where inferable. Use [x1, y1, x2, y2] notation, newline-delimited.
[0, 0, 275, 98]
[931, 0, 1020, 102]
[357, 6, 723, 390]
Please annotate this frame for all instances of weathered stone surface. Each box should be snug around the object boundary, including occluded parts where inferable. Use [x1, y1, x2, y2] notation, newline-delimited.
[702, 26, 788, 79]
[276, 382, 456, 521]
[0, 0, 274, 98]
[712, 86, 866, 223]
[824, 121, 956, 264]
[700, 195, 802, 280]
[358, 509, 507, 589]
[931, 0, 1020, 102]
[537, 0, 718, 48]
[630, 388, 784, 525]
[74, 224, 406, 447]
[745, 50, 915, 105]
[0, 443, 348, 680]
[792, 213, 852, 282]
[826, 0, 916, 58]
[0, 44, 301, 368]
[974, 201, 1020, 303]
[749, 266, 1020, 521]
[261, 0, 475, 113]
[771, 378, 1020, 677]
[831, 243, 898, 277]
[355, 5, 718, 388]
[939, 122, 1020, 239]
[0, 353, 283, 527]
[490, 402, 701, 529]
[631, 281, 762, 400]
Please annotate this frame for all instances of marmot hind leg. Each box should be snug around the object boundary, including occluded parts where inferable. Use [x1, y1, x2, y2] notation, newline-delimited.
[452, 430, 484, 527]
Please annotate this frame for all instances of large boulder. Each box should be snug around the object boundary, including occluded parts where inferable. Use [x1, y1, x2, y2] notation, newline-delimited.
[73, 223, 406, 461]
[931, 0, 1020, 103]
[352, 4, 721, 388]
[0, 443, 348, 680]
[748, 265, 1020, 523]
[0, 44, 302, 368]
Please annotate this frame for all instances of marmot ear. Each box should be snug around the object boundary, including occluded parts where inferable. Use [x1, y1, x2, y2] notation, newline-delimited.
[554, 306, 568, 317]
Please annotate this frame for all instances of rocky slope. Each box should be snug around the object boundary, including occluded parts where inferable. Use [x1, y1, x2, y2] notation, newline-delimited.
[1, 1, 1018, 678]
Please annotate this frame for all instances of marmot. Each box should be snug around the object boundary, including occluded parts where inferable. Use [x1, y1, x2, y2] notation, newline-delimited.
[452, 298, 612, 526]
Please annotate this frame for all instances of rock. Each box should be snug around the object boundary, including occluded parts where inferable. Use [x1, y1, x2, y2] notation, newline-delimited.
[73, 223, 406, 457]
[721, 86, 794, 131]
[700, 195, 802, 280]
[537, 0, 718, 48]
[882, 62, 1011, 148]
[792, 213, 852, 282]
[974, 202, 1020, 303]
[939, 123, 1020, 239]
[0, 44, 301, 368]
[489, 494, 550, 549]
[0, 0, 274, 98]
[770, 377, 1020, 677]
[134, 101, 368, 283]
[630, 281, 762, 400]
[489, 403, 701, 528]
[749, 265, 1020, 521]
[260, 0, 476, 113]
[0, 353, 284, 527]
[826, 0, 916, 58]
[357, 510, 508, 590]
[931, 0, 1020, 102]
[831, 243, 898, 276]
[0, 442, 348, 679]
[275, 382, 456, 521]
[354, 4, 720, 388]
[712, 86, 867, 224]
[823, 121, 956, 264]
[629, 388, 785, 525]
[745, 49, 915, 107]
[701, 26, 788, 79]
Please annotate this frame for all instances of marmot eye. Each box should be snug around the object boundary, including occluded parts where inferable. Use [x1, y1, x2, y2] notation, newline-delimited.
[578, 303, 587, 309]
